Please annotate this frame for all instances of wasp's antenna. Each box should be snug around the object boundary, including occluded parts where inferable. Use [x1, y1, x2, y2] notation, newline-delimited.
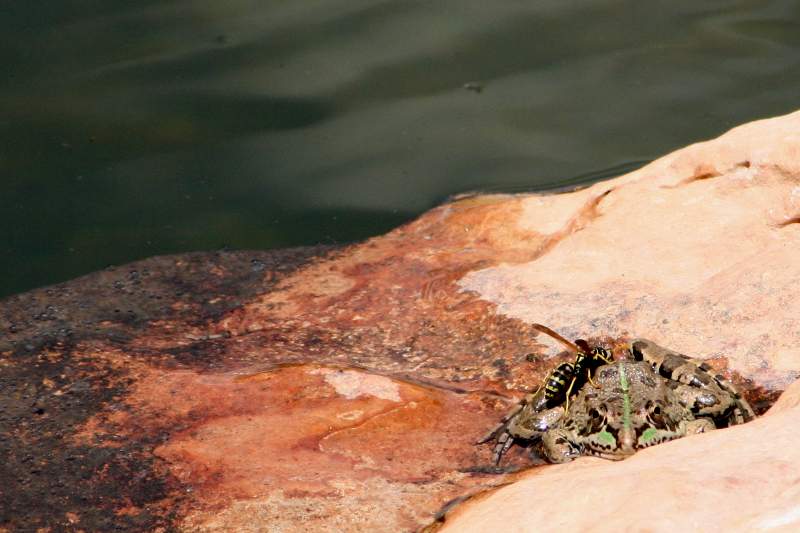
[531, 324, 580, 353]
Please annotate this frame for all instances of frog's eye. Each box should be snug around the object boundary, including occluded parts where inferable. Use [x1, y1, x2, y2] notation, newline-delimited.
[649, 403, 664, 425]
[590, 408, 605, 429]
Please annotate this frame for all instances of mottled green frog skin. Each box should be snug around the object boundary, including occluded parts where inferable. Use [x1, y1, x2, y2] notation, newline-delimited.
[481, 338, 756, 464]
[539, 360, 712, 462]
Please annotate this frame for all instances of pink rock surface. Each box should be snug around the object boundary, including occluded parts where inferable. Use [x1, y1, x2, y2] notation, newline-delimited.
[3, 110, 800, 532]
[459, 111, 800, 390]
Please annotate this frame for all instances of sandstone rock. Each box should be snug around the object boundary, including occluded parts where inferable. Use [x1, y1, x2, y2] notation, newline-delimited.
[459, 110, 800, 391]
[2, 110, 800, 532]
[437, 378, 800, 533]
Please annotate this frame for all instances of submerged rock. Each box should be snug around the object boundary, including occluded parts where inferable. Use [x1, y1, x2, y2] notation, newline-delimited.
[3, 110, 800, 532]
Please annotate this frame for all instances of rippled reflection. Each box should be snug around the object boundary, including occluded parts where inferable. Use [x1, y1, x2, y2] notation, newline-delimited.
[2, 0, 799, 297]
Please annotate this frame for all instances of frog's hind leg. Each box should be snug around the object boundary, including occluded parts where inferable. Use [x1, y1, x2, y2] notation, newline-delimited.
[699, 365, 757, 424]
[630, 338, 757, 425]
[728, 396, 757, 425]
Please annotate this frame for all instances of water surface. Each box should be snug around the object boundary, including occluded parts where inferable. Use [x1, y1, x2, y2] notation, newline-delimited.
[2, 0, 799, 298]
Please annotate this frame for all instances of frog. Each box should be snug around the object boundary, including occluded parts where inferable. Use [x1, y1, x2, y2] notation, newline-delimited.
[479, 334, 756, 464]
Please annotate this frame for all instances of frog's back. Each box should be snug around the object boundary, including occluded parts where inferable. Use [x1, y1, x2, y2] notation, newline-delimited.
[561, 360, 696, 460]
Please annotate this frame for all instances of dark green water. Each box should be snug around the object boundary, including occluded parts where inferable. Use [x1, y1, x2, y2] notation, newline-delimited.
[2, 0, 800, 299]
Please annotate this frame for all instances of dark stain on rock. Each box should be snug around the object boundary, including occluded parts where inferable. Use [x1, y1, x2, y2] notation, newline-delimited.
[0, 245, 342, 532]
[0, 344, 181, 531]
[0, 245, 342, 358]
[747, 384, 785, 416]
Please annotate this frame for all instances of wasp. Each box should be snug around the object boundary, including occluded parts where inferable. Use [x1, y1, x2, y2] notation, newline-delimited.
[531, 324, 613, 412]
[478, 325, 615, 463]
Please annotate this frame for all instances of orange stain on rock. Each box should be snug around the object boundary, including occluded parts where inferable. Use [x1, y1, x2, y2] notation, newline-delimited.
[87, 364, 494, 515]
